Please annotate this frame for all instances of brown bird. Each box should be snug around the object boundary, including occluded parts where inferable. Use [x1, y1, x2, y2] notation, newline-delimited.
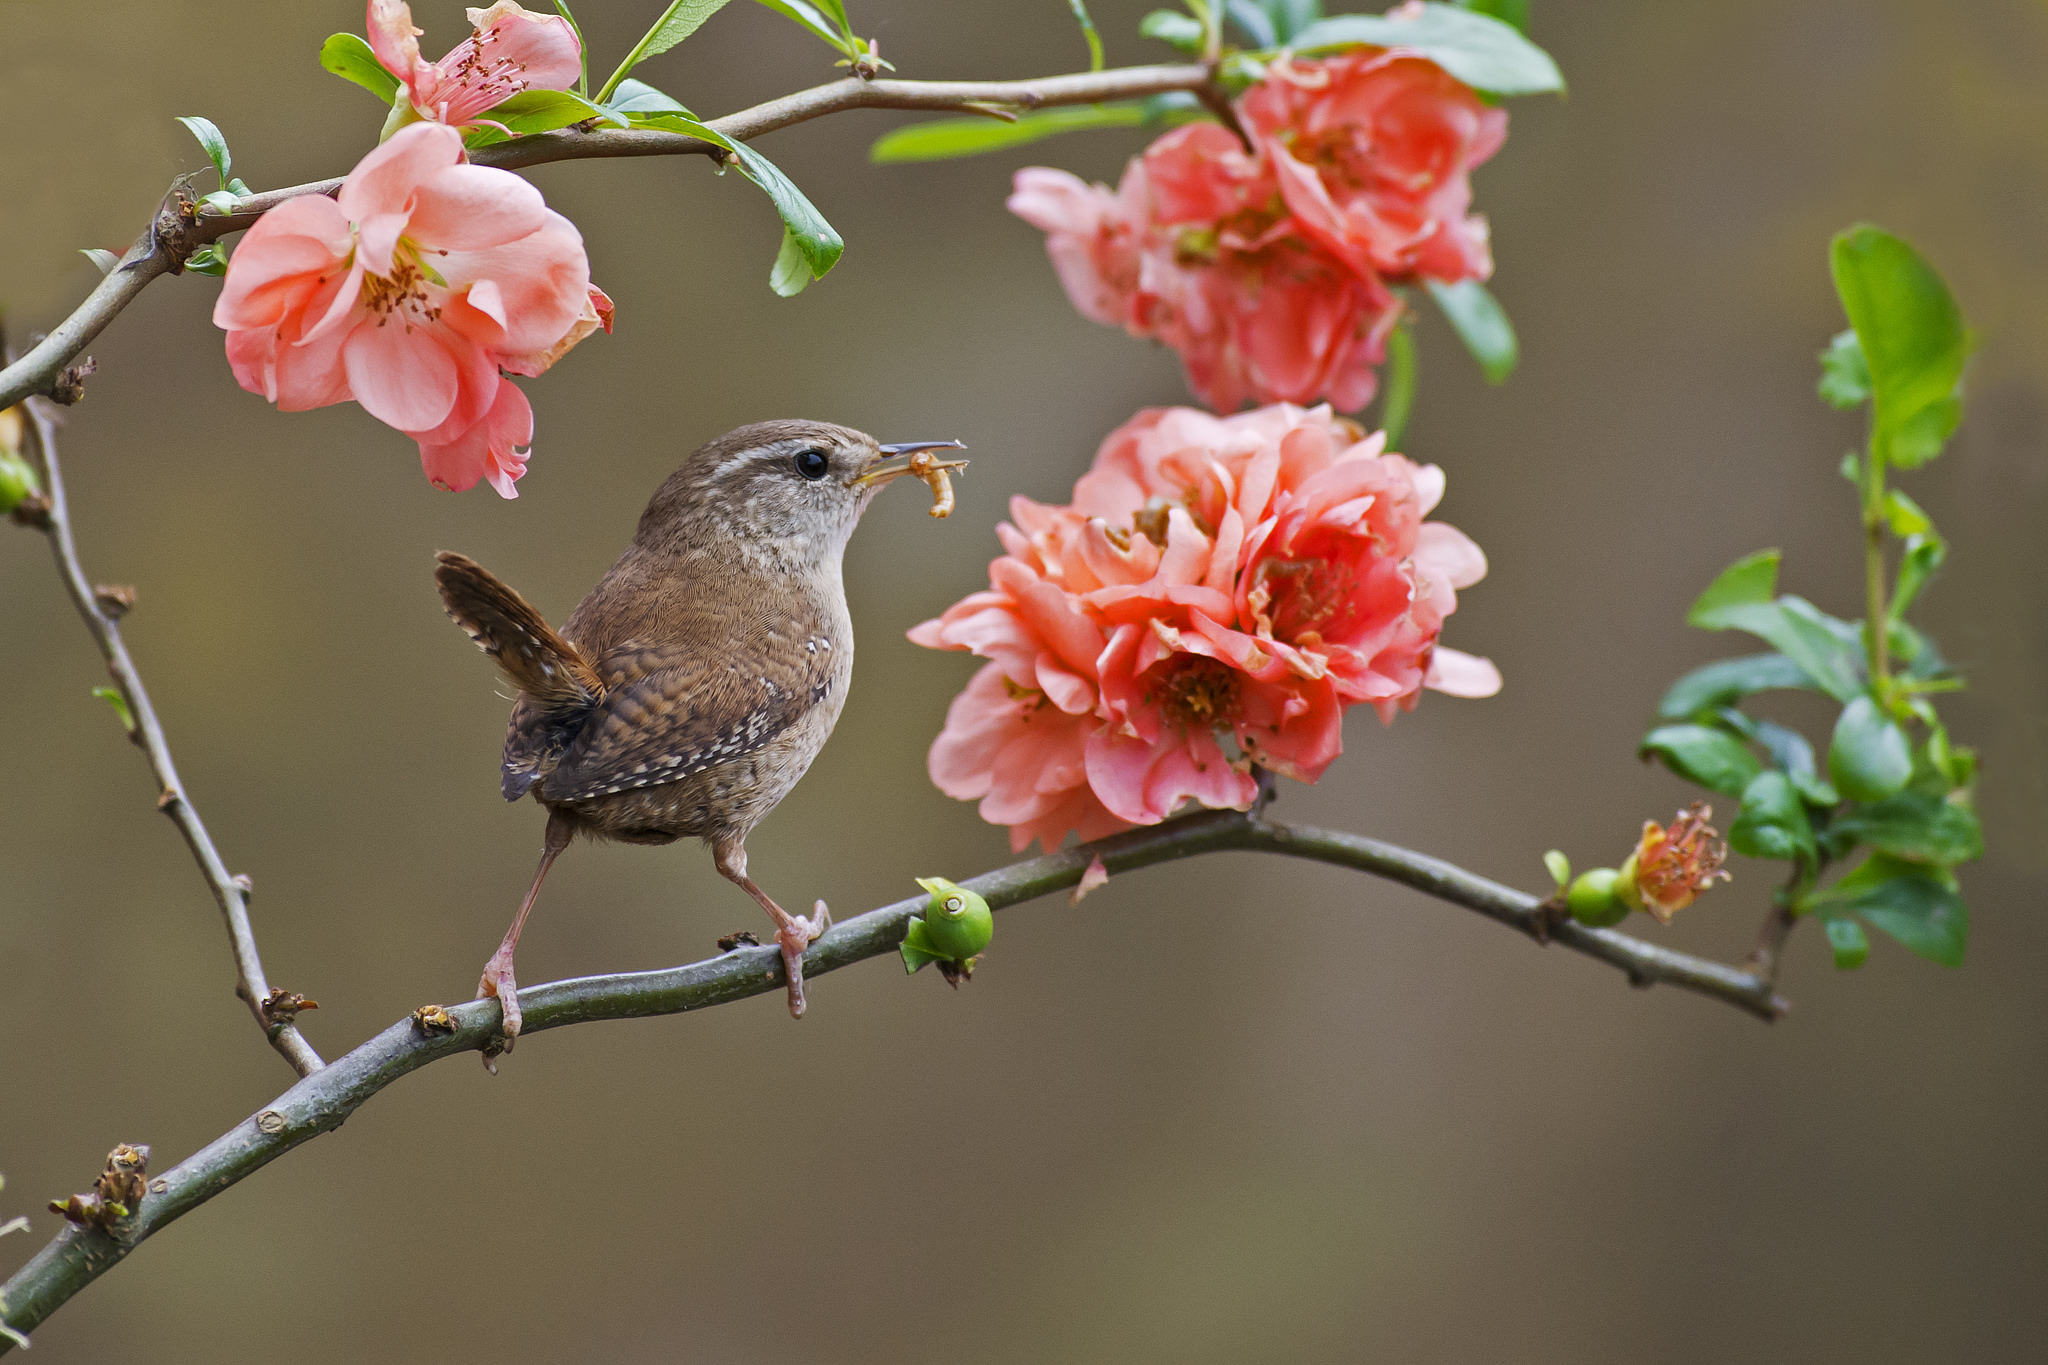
[435, 420, 965, 1047]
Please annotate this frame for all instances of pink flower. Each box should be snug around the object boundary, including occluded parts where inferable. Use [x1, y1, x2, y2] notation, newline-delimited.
[369, 1, 582, 132]
[1010, 48, 1505, 413]
[214, 121, 605, 497]
[913, 404, 1498, 849]
[1244, 51, 1507, 284]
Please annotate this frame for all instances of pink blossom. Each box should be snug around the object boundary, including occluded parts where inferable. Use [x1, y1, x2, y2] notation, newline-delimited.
[1243, 50, 1507, 284]
[214, 121, 604, 497]
[913, 404, 1498, 849]
[369, 1, 582, 132]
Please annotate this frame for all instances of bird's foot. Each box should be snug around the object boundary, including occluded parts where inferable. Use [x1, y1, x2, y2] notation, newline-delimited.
[476, 950, 522, 1071]
[775, 900, 831, 1019]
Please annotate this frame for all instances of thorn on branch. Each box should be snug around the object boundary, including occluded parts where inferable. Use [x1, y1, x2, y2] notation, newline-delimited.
[92, 584, 137, 619]
[47, 1144, 150, 1232]
[50, 357, 96, 405]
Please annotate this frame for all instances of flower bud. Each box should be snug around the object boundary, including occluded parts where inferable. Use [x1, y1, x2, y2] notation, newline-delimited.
[900, 876, 993, 976]
[1566, 867, 1628, 927]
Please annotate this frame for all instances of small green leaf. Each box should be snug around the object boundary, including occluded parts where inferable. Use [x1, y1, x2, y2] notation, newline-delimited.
[1542, 849, 1570, 890]
[630, 0, 735, 58]
[1729, 770, 1816, 862]
[1687, 549, 1779, 627]
[319, 33, 403, 105]
[466, 88, 625, 145]
[1823, 916, 1870, 969]
[870, 104, 1153, 164]
[1828, 695, 1913, 803]
[748, 0, 854, 53]
[1069, 0, 1107, 69]
[198, 189, 240, 216]
[1695, 597, 1865, 703]
[183, 243, 229, 276]
[1640, 723, 1762, 797]
[1658, 653, 1815, 719]
[1830, 792, 1982, 867]
[768, 228, 814, 297]
[1228, 0, 1277, 46]
[1825, 854, 1968, 967]
[1287, 4, 1564, 97]
[630, 114, 844, 292]
[1378, 320, 1417, 448]
[92, 685, 136, 733]
[1142, 8, 1207, 52]
[1830, 225, 1970, 471]
[1817, 328, 1870, 410]
[1890, 534, 1946, 624]
[1881, 487, 1933, 539]
[81, 247, 122, 276]
[1425, 278, 1517, 384]
[176, 115, 232, 187]
[607, 78, 696, 117]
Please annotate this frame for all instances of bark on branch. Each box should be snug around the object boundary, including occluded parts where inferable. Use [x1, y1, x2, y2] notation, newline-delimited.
[0, 806, 1785, 1349]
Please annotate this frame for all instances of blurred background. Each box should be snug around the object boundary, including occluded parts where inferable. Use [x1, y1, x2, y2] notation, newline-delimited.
[2, 1, 2045, 1360]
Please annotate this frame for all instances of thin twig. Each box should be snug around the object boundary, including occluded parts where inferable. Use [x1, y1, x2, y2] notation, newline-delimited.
[0, 64, 1211, 410]
[18, 398, 324, 1077]
[0, 806, 1785, 1347]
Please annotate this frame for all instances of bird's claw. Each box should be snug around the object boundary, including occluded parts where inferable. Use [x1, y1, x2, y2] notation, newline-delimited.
[475, 951, 522, 1068]
[776, 901, 831, 1020]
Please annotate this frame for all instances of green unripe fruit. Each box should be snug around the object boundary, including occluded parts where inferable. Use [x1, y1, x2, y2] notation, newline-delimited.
[0, 452, 38, 514]
[900, 876, 993, 975]
[1566, 867, 1629, 928]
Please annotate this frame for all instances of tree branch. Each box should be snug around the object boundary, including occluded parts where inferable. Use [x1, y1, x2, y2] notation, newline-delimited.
[0, 63, 1211, 410]
[17, 397, 324, 1078]
[0, 806, 1785, 1349]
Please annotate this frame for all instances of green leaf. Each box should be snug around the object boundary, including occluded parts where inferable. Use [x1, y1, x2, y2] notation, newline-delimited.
[81, 247, 122, 276]
[176, 115, 232, 186]
[1830, 225, 1970, 470]
[1658, 653, 1816, 719]
[596, 0, 735, 103]
[466, 88, 625, 145]
[1881, 487, 1934, 539]
[748, 0, 854, 53]
[91, 686, 135, 733]
[608, 78, 695, 117]
[1817, 328, 1870, 410]
[1823, 917, 1870, 969]
[1287, 4, 1564, 97]
[1697, 597, 1865, 702]
[183, 243, 229, 276]
[1640, 723, 1762, 797]
[1425, 278, 1516, 384]
[870, 104, 1152, 164]
[1830, 792, 1982, 867]
[630, 113, 843, 292]
[1451, 0, 1529, 33]
[1542, 849, 1571, 891]
[1378, 321, 1416, 448]
[1686, 549, 1779, 627]
[1826, 854, 1968, 967]
[319, 33, 402, 105]
[1068, 0, 1106, 69]
[1828, 695, 1913, 803]
[1142, 8, 1207, 52]
[1729, 770, 1816, 862]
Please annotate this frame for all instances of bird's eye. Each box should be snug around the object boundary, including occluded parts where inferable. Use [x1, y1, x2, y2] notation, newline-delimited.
[793, 448, 831, 481]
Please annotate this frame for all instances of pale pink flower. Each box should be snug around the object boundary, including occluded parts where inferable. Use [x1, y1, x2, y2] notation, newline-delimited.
[369, 0, 582, 132]
[913, 404, 1498, 849]
[214, 121, 604, 496]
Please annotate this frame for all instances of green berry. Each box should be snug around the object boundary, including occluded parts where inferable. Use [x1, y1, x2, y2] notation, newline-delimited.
[0, 453, 37, 514]
[1566, 867, 1629, 927]
[911, 876, 992, 960]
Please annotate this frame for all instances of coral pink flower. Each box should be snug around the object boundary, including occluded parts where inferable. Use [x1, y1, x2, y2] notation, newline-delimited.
[1243, 50, 1507, 284]
[1620, 803, 1732, 923]
[369, 1, 582, 132]
[214, 121, 605, 496]
[914, 404, 1498, 849]
[1010, 46, 1505, 413]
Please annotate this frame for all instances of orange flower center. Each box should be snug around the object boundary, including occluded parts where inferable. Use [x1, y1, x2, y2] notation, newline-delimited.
[359, 244, 443, 328]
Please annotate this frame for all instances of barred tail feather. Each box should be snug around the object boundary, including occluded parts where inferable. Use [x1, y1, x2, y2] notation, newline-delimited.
[434, 551, 603, 711]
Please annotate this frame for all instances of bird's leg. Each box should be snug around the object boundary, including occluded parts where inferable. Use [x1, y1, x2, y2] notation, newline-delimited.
[478, 811, 574, 1054]
[713, 836, 830, 1019]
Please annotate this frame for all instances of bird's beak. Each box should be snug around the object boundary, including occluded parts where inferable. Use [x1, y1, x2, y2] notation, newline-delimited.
[854, 439, 969, 487]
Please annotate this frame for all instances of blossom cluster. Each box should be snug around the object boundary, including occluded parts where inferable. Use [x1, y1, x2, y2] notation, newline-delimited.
[214, 3, 603, 497]
[1010, 48, 1506, 413]
[912, 403, 1498, 851]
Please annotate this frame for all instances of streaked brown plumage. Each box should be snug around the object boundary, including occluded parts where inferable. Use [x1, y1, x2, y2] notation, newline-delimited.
[436, 420, 964, 1052]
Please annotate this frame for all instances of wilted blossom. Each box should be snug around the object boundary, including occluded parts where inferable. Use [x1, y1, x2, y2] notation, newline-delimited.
[1008, 41, 1505, 413]
[214, 121, 610, 496]
[1619, 803, 1731, 923]
[912, 403, 1498, 851]
[368, 0, 582, 133]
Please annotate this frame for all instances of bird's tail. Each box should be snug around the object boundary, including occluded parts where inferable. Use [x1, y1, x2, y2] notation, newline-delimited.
[434, 551, 603, 711]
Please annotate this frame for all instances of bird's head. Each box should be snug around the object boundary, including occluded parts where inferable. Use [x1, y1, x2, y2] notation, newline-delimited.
[634, 419, 965, 567]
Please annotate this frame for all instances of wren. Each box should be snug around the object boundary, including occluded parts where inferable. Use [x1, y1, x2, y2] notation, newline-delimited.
[435, 420, 966, 1049]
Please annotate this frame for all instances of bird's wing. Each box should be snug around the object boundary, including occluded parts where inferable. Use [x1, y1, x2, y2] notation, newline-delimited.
[539, 638, 839, 803]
